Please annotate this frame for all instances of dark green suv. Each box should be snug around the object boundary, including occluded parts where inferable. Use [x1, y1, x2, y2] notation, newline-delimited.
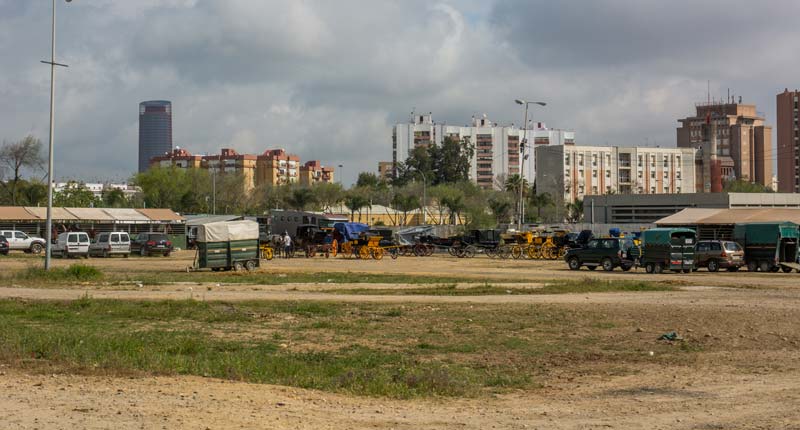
[564, 237, 635, 271]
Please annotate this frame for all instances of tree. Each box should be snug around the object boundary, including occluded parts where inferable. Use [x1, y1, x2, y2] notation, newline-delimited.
[356, 172, 380, 188]
[430, 136, 474, 185]
[528, 192, 554, 221]
[53, 181, 100, 207]
[101, 188, 128, 208]
[311, 182, 345, 213]
[391, 191, 420, 226]
[344, 191, 370, 222]
[487, 192, 513, 224]
[723, 179, 773, 193]
[440, 189, 466, 225]
[564, 199, 584, 223]
[286, 187, 316, 211]
[0, 135, 44, 205]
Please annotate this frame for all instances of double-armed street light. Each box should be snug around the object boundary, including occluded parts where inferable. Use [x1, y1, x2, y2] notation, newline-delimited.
[514, 99, 546, 230]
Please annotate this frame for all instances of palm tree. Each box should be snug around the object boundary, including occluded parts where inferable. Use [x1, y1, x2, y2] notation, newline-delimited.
[528, 192, 554, 221]
[564, 199, 584, 223]
[344, 192, 370, 222]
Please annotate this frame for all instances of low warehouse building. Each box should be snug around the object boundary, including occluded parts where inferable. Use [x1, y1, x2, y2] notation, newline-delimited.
[655, 208, 800, 240]
[0, 206, 186, 249]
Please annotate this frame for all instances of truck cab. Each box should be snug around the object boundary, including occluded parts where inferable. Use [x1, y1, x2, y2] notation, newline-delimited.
[0, 230, 46, 254]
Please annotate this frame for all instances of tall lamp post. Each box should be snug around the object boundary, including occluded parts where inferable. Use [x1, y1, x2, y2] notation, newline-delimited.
[514, 99, 546, 230]
[416, 170, 427, 225]
[41, 0, 71, 270]
[338, 164, 344, 186]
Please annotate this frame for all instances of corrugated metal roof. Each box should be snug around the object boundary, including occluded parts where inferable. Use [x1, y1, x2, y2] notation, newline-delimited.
[137, 208, 185, 222]
[0, 206, 40, 221]
[24, 206, 77, 220]
[65, 207, 115, 221]
[102, 208, 150, 222]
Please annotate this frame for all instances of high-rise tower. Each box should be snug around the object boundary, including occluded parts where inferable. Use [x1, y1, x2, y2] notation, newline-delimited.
[138, 100, 173, 173]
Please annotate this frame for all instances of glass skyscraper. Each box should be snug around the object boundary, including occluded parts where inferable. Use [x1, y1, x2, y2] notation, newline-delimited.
[138, 100, 173, 173]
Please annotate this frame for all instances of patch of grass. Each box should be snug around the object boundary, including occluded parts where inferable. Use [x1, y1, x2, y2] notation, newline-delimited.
[0, 297, 735, 399]
[323, 278, 673, 296]
[12, 264, 103, 283]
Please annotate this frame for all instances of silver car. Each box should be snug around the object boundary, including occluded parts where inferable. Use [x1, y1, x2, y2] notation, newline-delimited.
[89, 232, 131, 258]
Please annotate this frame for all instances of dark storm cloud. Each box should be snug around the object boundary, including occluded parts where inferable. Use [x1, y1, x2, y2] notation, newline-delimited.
[1, 0, 797, 184]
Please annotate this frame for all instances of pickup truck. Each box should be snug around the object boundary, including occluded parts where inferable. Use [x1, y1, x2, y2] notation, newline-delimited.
[0, 230, 46, 254]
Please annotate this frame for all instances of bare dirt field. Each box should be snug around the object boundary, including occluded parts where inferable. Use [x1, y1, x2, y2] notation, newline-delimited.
[2, 252, 800, 429]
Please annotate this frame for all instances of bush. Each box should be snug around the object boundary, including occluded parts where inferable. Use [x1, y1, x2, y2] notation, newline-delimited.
[17, 264, 103, 282]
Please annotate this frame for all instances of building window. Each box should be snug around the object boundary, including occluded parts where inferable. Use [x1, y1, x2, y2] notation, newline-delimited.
[676, 171, 681, 179]
[638, 171, 643, 178]
[578, 154, 584, 166]
[663, 156, 668, 168]
[637, 156, 643, 167]
[591, 186, 598, 194]
[663, 171, 668, 179]
[650, 171, 656, 179]
[592, 154, 598, 167]
[592, 170, 598, 178]
[663, 187, 669, 193]
[676, 187, 681, 193]
[650, 187, 656, 194]
[606, 170, 611, 178]
[564, 154, 570, 166]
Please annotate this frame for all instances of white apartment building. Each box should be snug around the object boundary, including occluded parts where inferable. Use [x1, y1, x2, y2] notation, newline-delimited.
[535, 145, 697, 204]
[391, 113, 575, 189]
[54, 182, 141, 199]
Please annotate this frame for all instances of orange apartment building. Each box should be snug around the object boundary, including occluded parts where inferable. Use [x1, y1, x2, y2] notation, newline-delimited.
[150, 148, 334, 189]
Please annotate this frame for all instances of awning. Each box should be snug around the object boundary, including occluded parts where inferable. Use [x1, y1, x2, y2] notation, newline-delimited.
[654, 208, 724, 225]
[65, 207, 115, 221]
[24, 206, 77, 221]
[0, 206, 40, 221]
[102, 208, 150, 223]
[657, 208, 800, 225]
[137, 208, 185, 222]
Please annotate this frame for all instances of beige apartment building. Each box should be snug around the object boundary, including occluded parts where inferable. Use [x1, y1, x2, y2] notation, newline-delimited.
[150, 148, 334, 190]
[776, 89, 800, 193]
[677, 101, 772, 190]
[535, 145, 696, 204]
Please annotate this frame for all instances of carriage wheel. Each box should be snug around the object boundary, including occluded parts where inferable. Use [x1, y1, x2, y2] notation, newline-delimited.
[424, 244, 434, 256]
[371, 248, 384, 260]
[358, 246, 371, 259]
[463, 246, 476, 258]
[511, 245, 523, 259]
[389, 248, 399, 259]
[498, 247, 511, 259]
[261, 246, 274, 261]
[306, 247, 316, 258]
[330, 240, 338, 257]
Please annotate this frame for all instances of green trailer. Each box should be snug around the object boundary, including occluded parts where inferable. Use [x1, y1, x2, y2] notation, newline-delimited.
[732, 222, 799, 273]
[639, 228, 696, 274]
[191, 220, 261, 272]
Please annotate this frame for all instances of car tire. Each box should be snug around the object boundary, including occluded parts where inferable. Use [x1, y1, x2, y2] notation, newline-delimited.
[601, 258, 614, 272]
[30, 243, 44, 254]
[645, 263, 654, 274]
[707, 259, 719, 272]
[568, 257, 581, 271]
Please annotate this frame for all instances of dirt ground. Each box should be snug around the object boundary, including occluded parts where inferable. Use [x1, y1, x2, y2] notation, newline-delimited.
[2, 252, 800, 429]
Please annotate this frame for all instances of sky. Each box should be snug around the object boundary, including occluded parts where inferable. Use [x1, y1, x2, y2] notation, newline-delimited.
[1, 0, 799, 185]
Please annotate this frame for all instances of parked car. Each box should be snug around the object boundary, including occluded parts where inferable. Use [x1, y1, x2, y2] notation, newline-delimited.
[131, 232, 173, 257]
[88, 232, 131, 258]
[564, 237, 636, 271]
[0, 230, 46, 254]
[0, 235, 9, 255]
[51, 232, 90, 258]
[694, 240, 744, 272]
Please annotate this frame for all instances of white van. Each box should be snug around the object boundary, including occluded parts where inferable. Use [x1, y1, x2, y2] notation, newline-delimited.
[89, 232, 131, 258]
[52, 232, 91, 258]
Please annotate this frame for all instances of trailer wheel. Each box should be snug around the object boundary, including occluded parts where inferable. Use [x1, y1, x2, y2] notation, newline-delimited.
[759, 260, 771, 273]
[645, 263, 655, 274]
[245, 260, 256, 271]
[653, 263, 664, 274]
[233, 261, 244, 272]
[747, 261, 758, 272]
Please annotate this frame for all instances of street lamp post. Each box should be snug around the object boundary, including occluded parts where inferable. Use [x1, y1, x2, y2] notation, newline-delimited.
[338, 164, 344, 186]
[416, 170, 427, 225]
[41, 0, 71, 270]
[514, 99, 546, 230]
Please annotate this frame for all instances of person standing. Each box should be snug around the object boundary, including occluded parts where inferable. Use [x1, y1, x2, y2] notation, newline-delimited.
[283, 232, 292, 258]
